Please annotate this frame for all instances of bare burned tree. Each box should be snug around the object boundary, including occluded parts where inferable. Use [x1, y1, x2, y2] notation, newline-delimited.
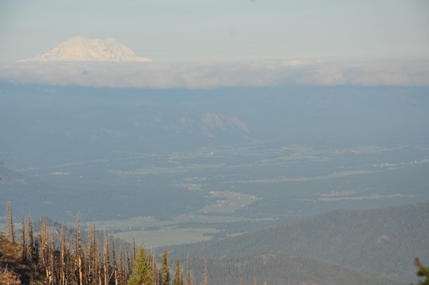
[203, 260, 208, 285]
[112, 236, 118, 285]
[186, 258, 194, 285]
[0, 159, 3, 180]
[149, 249, 158, 285]
[27, 213, 35, 262]
[21, 217, 27, 263]
[39, 218, 50, 282]
[59, 226, 66, 285]
[7, 201, 15, 243]
[3, 202, 137, 285]
[103, 232, 110, 285]
[76, 213, 84, 285]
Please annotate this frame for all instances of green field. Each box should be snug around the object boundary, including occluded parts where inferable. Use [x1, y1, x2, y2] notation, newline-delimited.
[94, 191, 261, 246]
[241, 170, 375, 183]
[115, 227, 219, 248]
[198, 191, 259, 214]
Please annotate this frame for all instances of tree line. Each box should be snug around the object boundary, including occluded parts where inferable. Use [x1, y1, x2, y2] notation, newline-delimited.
[2, 201, 197, 285]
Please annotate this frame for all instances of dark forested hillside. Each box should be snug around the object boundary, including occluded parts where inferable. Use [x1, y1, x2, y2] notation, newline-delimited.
[187, 254, 405, 285]
[166, 201, 429, 281]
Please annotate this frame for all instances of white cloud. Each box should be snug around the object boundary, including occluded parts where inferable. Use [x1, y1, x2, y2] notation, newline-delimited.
[0, 59, 428, 89]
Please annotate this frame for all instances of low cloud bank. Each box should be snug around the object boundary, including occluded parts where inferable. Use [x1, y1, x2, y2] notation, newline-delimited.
[1, 59, 428, 88]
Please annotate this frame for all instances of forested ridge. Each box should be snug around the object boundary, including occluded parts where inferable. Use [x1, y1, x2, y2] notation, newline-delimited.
[165, 201, 429, 281]
[184, 254, 404, 285]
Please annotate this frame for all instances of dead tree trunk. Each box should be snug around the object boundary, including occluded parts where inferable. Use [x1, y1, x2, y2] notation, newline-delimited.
[7, 201, 15, 243]
[76, 213, 83, 285]
[103, 233, 110, 285]
[21, 217, 27, 263]
[28, 213, 34, 262]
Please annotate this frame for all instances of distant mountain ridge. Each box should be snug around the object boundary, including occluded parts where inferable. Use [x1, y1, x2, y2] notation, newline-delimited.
[18, 36, 151, 62]
[166, 201, 429, 281]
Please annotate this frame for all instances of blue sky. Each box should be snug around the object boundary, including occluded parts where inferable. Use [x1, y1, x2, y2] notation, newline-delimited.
[1, 0, 428, 63]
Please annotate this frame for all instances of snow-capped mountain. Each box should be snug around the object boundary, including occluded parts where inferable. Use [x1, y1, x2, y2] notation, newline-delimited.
[18, 36, 151, 62]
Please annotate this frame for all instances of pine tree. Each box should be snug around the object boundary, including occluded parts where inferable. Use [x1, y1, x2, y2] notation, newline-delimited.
[128, 243, 152, 285]
[414, 258, 429, 285]
[160, 250, 170, 285]
[173, 260, 183, 285]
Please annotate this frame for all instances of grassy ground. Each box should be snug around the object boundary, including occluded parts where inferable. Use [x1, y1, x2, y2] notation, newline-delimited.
[94, 191, 259, 247]
[198, 191, 259, 214]
[240, 170, 375, 183]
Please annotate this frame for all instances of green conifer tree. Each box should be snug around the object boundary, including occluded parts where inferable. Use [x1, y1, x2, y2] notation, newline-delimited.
[414, 258, 429, 285]
[173, 259, 183, 285]
[128, 243, 153, 285]
[160, 250, 170, 285]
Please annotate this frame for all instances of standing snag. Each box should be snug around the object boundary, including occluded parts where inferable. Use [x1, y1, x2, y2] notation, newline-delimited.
[21, 217, 27, 263]
[203, 260, 208, 285]
[186, 258, 193, 285]
[7, 201, 15, 243]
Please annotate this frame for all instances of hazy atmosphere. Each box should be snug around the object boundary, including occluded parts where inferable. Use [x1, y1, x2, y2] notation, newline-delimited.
[1, 0, 429, 62]
[1, 1, 428, 285]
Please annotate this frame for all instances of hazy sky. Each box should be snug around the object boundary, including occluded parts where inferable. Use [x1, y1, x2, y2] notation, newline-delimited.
[1, 0, 428, 63]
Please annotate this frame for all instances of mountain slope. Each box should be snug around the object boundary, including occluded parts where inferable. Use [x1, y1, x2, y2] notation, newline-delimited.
[18, 36, 151, 62]
[188, 254, 405, 285]
[166, 202, 429, 281]
[0, 236, 46, 284]
[0, 233, 405, 285]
